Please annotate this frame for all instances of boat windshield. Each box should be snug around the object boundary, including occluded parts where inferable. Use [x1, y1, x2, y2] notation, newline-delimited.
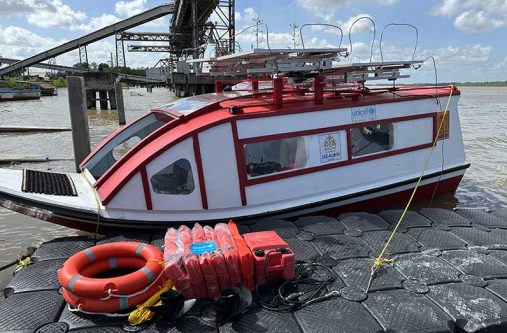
[160, 92, 247, 115]
[84, 112, 174, 179]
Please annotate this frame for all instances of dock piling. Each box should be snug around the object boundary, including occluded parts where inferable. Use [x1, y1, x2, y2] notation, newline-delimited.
[85, 90, 94, 109]
[114, 82, 126, 126]
[67, 76, 91, 172]
[99, 91, 108, 110]
[109, 89, 117, 110]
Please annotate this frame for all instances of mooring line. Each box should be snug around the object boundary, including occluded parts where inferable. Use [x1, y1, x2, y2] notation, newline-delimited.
[366, 86, 456, 292]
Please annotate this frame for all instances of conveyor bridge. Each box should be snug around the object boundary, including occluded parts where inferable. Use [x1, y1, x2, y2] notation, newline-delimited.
[0, 0, 234, 76]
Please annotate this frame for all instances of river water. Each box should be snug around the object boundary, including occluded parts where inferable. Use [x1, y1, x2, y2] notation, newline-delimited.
[0, 86, 506, 286]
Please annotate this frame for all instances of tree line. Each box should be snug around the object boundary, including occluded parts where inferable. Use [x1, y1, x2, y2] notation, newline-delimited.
[73, 62, 146, 77]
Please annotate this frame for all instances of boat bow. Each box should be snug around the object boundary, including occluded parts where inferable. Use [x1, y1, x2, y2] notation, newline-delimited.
[0, 168, 101, 225]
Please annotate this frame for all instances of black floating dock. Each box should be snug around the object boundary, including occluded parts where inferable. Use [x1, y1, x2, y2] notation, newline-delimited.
[3, 208, 507, 333]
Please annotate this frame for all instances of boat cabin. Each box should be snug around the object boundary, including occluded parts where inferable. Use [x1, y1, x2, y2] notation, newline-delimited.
[78, 56, 466, 226]
[0, 49, 469, 230]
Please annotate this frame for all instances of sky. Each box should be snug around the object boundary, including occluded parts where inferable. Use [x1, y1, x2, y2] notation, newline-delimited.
[0, 0, 506, 82]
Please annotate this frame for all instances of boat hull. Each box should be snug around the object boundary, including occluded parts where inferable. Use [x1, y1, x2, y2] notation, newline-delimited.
[0, 90, 41, 101]
[0, 164, 468, 233]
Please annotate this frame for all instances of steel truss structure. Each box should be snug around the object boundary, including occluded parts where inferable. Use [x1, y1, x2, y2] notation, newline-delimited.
[128, 45, 172, 52]
[79, 45, 89, 66]
[208, 0, 235, 57]
[116, 32, 171, 42]
[0, 4, 174, 76]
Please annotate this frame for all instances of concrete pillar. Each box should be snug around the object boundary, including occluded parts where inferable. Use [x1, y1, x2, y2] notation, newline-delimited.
[115, 82, 126, 126]
[67, 76, 91, 172]
[109, 89, 117, 110]
[99, 90, 108, 110]
[86, 90, 94, 109]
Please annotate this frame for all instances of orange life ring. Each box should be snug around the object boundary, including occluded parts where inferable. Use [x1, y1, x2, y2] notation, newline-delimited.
[58, 242, 163, 299]
[61, 255, 164, 313]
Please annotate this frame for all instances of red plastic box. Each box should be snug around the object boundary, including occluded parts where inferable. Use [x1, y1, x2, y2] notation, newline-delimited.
[243, 231, 295, 285]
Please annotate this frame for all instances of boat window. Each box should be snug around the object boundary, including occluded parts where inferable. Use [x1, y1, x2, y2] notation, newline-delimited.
[244, 137, 308, 178]
[160, 92, 247, 115]
[151, 159, 195, 195]
[85, 112, 173, 179]
[112, 136, 142, 160]
[351, 123, 394, 157]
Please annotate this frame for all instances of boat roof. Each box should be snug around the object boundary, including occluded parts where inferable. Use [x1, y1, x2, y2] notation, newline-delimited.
[95, 85, 459, 204]
[152, 91, 250, 116]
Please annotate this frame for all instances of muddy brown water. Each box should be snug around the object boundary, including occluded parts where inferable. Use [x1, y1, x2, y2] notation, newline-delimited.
[0, 86, 506, 288]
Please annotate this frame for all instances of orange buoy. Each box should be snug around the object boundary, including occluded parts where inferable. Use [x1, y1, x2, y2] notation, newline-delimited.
[62, 256, 164, 313]
[58, 242, 164, 313]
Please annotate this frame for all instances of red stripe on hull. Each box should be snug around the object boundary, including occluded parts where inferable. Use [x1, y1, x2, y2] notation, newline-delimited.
[0, 175, 464, 233]
[307, 174, 463, 218]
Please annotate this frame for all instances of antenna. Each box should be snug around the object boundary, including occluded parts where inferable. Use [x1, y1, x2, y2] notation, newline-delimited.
[254, 0, 262, 48]
[290, 2, 299, 49]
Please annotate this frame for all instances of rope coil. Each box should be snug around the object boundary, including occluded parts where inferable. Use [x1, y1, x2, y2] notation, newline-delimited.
[100, 267, 166, 301]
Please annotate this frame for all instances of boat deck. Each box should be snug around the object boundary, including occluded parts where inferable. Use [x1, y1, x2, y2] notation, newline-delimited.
[2, 207, 507, 332]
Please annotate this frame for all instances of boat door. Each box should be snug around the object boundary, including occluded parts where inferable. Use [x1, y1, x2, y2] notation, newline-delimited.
[196, 123, 243, 209]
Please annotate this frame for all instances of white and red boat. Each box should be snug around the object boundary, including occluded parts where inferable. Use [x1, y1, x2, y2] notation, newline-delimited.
[0, 49, 469, 231]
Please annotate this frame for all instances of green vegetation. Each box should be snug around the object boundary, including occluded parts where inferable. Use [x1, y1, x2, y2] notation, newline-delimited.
[52, 77, 67, 88]
[7, 77, 17, 88]
[73, 62, 147, 77]
[447, 81, 507, 87]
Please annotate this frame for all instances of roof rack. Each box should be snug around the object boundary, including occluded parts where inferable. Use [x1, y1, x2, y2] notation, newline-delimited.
[188, 48, 347, 76]
[323, 60, 423, 83]
[190, 47, 422, 84]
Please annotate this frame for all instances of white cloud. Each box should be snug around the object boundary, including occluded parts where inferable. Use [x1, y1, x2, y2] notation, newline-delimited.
[0, 25, 162, 70]
[0, 25, 60, 51]
[297, 0, 397, 22]
[404, 44, 499, 82]
[26, 0, 86, 28]
[0, 25, 76, 64]
[237, 7, 258, 23]
[115, 0, 147, 18]
[454, 10, 506, 33]
[71, 14, 121, 32]
[432, 0, 507, 33]
[431, 0, 462, 17]
[0, 0, 87, 29]
[341, 14, 375, 34]
[115, 0, 166, 27]
[0, 0, 47, 16]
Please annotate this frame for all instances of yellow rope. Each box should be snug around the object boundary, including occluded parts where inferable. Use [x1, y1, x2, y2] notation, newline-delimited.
[128, 280, 174, 325]
[13, 257, 32, 275]
[146, 259, 165, 267]
[80, 173, 102, 241]
[371, 86, 455, 272]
